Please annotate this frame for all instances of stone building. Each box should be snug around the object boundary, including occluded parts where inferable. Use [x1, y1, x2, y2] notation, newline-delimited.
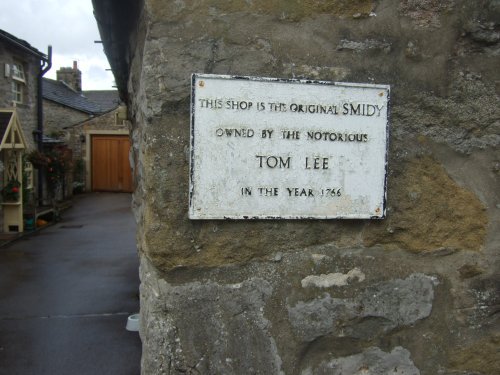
[42, 63, 132, 193]
[0, 29, 49, 150]
[93, 1, 499, 374]
[0, 29, 50, 230]
[42, 62, 120, 136]
[66, 106, 131, 193]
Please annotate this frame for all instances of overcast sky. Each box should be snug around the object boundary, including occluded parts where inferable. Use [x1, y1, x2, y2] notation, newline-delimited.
[1, 0, 115, 90]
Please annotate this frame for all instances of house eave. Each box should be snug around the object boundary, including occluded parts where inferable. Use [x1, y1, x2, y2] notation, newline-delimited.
[91, 0, 141, 103]
[0, 29, 47, 61]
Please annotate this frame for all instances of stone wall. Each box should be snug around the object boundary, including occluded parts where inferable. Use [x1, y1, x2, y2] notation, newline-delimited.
[96, 0, 499, 374]
[43, 99, 89, 136]
[0, 41, 41, 150]
[67, 107, 129, 160]
[66, 107, 129, 191]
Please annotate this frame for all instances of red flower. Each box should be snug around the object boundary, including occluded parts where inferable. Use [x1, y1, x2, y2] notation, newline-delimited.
[11, 187, 19, 193]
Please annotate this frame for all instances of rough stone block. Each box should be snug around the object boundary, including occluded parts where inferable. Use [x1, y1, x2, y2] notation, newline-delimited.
[302, 346, 420, 375]
[288, 274, 436, 342]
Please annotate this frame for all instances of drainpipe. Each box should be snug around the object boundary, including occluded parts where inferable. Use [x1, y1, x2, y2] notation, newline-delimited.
[37, 45, 52, 205]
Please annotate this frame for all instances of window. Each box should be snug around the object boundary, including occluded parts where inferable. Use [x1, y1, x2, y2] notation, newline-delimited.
[12, 62, 25, 82]
[12, 81, 23, 103]
[11, 61, 26, 104]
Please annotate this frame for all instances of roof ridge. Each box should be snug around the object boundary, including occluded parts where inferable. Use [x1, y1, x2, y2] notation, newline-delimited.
[0, 28, 46, 59]
[59, 80, 81, 94]
[42, 78, 102, 114]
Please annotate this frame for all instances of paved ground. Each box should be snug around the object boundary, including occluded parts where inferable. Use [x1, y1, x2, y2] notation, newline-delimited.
[0, 193, 141, 375]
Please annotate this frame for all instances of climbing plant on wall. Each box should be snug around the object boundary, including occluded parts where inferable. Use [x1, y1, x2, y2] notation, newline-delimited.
[27, 146, 73, 199]
[46, 147, 72, 187]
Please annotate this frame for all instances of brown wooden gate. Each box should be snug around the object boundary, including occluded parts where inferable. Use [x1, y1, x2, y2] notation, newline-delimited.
[91, 135, 133, 192]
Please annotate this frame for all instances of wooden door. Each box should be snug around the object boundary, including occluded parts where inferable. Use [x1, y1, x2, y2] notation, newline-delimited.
[91, 135, 133, 192]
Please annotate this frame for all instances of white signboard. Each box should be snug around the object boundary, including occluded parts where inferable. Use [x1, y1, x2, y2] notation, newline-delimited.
[189, 74, 389, 219]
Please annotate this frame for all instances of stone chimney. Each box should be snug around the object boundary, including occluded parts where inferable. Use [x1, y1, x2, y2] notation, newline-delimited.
[56, 60, 82, 92]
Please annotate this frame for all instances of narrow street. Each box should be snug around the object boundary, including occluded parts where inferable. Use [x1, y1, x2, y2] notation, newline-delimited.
[0, 193, 141, 375]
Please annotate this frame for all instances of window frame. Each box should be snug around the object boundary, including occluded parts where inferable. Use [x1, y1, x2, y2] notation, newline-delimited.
[11, 61, 26, 83]
[12, 80, 23, 104]
[10, 60, 26, 104]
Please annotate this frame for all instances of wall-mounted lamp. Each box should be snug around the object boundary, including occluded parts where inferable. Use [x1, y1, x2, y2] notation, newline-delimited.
[80, 134, 86, 143]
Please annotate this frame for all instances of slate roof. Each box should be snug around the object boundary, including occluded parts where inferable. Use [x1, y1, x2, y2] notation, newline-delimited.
[42, 78, 120, 115]
[0, 29, 46, 59]
[43, 79, 99, 114]
[83, 90, 121, 112]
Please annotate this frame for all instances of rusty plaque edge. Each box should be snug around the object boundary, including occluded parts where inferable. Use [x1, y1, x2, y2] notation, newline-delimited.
[189, 73, 390, 220]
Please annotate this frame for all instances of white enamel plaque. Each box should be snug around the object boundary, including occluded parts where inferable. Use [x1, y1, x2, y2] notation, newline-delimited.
[189, 74, 389, 219]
